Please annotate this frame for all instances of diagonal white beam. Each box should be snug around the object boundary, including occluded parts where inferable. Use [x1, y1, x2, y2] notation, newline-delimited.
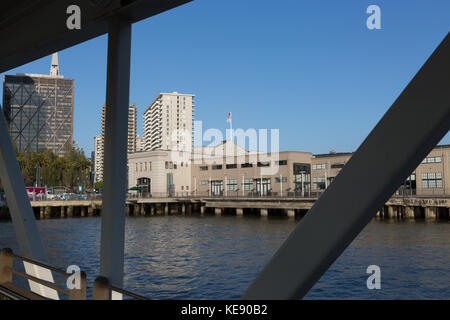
[242, 33, 450, 300]
[0, 108, 58, 299]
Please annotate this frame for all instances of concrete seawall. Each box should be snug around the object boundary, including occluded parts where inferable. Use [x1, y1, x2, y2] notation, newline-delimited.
[0, 197, 449, 221]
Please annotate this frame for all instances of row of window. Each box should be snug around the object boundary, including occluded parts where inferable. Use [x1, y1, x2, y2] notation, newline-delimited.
[422, 156, 442, 164]
[135, 162, 152, 172]
[199, 160, 288, 171]
[199, 177, 287, 190]
[312, 163, 346, 170]
[421, 172, 443, 189]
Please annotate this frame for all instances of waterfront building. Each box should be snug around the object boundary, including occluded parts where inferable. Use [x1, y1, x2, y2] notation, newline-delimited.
[127, 141, 450, 198]
[128, 150, 192, 196]
[143, 92, 195, 152]
[311, 145, 450, 196]
[2, 52, 74, 156]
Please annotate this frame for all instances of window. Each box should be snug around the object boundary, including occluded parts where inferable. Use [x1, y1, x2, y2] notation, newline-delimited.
[422, 156, 442, 163]
[274, 177, 288, 183]
[241, 163, 253, 168]
[257, 161, 270, 167]
[313, 177, 326, 190]
[313, 164, 326, 170]
[275, 160, 287, 166]
[243, 179, 254, 191]
[212, 165, 223, 170]
[200, 166, 208, 171]
[421, 172, 443, 188]
[226, 164, 237, 169]
[199, 180, 209, 186]
[227, 179, 238, 191]
[331, 163, 345, 169]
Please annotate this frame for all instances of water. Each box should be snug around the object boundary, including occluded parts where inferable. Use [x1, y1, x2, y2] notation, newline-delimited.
[0, 216, 449, 299]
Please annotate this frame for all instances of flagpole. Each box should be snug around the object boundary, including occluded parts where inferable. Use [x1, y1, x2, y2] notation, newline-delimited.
[229, 112, 233, 141]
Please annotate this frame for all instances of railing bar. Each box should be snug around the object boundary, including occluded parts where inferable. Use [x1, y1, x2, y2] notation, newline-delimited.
[9, 268, 70, 295]
[107, 285, 148, 300]
[10, 253, 69, 276]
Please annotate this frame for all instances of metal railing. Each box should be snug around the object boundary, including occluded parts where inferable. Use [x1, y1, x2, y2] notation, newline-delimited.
[0, 248, 86, 300]
[0, 248, 148, 300]
[92, 276, 148, 300]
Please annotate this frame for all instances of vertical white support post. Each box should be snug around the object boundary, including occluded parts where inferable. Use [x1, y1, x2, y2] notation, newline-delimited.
[225, 176, 227, 197]
[324, 170, 328, 189]
[209, 176, 211, 197]
[280, 174, 283, 197]
[0, 110, 58, 299]
[99, 15, 132, 297]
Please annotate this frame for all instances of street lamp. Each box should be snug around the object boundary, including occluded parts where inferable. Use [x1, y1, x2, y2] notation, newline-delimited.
[34, 164, 40, 187]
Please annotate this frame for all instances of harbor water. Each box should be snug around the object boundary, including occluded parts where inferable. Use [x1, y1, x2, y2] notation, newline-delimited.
[0, 215, 449, 299]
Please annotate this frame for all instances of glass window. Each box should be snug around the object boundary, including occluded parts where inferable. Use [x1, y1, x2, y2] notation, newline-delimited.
[226, 164, 237, 169]
[257, 161, 270, 167]
[212, 165, 223, 170]
[200, 166, 208, 171]
[421, 172, 443, 189]
[227, 179, 238, 191]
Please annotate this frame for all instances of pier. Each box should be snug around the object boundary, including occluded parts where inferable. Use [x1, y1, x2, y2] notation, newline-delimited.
[2, 195, 448, 221]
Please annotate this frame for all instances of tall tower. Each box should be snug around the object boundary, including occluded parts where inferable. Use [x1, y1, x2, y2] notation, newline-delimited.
[2, 52, 74, 156]
[143, 92, 194, 152]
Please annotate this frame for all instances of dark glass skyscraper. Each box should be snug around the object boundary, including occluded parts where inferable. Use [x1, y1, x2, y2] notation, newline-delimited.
[2, 53, 74, 156]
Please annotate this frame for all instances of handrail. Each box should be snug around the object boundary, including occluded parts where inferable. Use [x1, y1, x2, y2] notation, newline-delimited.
[9, 252, 70, 277]
[0, 248, 86, 300]
[93, 276, 148, 300]
[8, 267, 70, 295]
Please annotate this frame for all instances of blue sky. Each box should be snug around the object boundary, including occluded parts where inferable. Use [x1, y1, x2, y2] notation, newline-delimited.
[1, 0, 449, 156]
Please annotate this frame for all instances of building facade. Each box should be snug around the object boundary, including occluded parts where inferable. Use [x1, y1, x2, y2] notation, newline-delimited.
[127, 142, 450, 198]
[2, 53, 74, 156]
[128, 150, 192, 196]
[93, 136, 103, 183]
[143, 92, 195, 152]
[94, 103, 138, 183]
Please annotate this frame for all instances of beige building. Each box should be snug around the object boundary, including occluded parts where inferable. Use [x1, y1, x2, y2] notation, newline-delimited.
[128, 150, 192, 196]
[143, 92, 195, 152]
[127, 141, 450, 198]
[311, 145, 450, 196]
[191, 141, 312, 196]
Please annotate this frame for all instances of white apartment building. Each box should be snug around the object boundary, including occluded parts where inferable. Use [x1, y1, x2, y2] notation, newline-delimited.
[143, 92, 194, 152]
[94, 103, 138, 182]
[94, 136, 103, 183]
[128, 103, 137, 154]
[136, 135, 144, 152]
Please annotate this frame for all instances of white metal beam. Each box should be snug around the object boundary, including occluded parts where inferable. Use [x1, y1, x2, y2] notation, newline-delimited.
[242, 33, 450, 300]
[0, 109, 58, 299]
[99, 15, 132, 298]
